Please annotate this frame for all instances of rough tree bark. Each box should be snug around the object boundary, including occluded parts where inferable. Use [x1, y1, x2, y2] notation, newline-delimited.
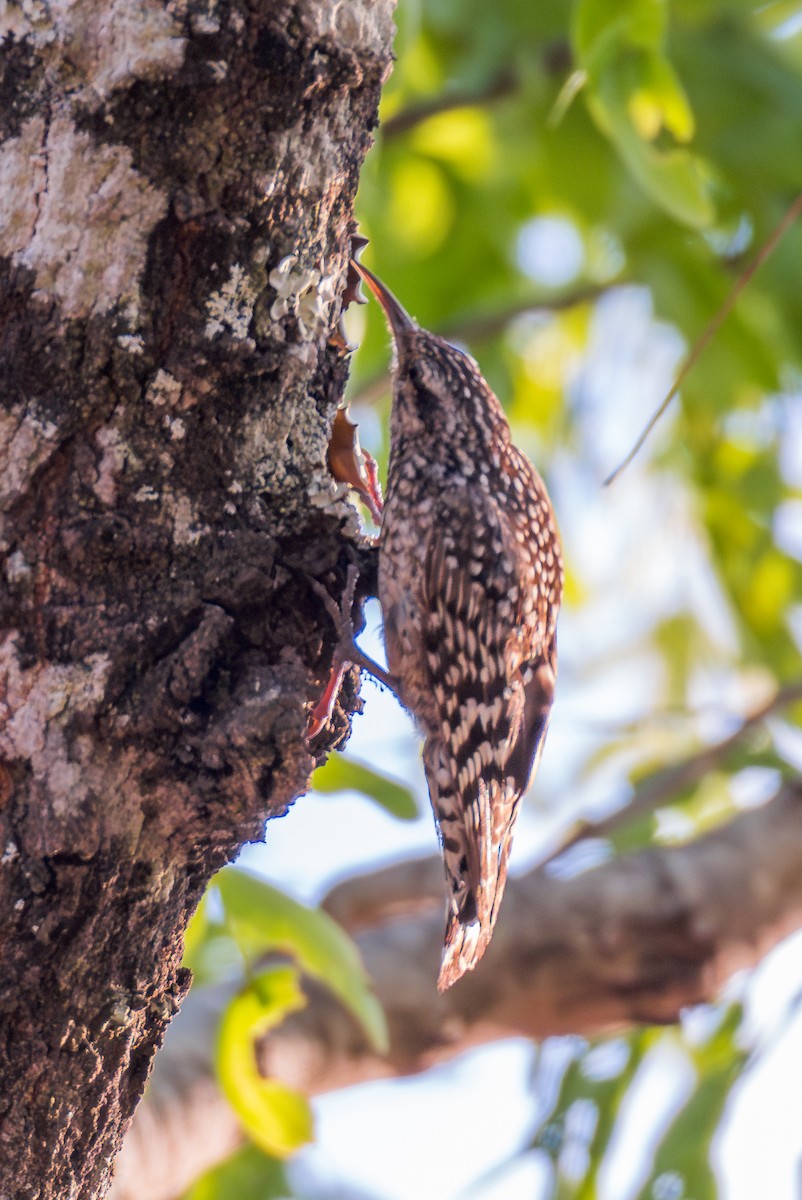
[0, 2, 394, 1197]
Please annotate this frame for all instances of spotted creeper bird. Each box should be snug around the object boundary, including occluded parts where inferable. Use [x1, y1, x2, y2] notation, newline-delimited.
[328, 261, 563, 990]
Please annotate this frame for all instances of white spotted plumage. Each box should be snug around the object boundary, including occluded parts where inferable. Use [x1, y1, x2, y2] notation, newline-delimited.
[354, 262, 563, 990]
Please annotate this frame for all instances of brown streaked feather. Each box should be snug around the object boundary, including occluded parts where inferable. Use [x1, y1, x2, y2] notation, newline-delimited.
[363, 268, 564, 991]
[420, 488, 555, 986]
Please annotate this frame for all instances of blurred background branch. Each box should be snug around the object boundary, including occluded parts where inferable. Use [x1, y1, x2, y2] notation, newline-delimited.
[113, 781, 802, 1199]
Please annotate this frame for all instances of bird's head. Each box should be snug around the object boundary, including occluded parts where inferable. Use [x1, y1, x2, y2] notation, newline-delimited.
[352, 260, 502, 443]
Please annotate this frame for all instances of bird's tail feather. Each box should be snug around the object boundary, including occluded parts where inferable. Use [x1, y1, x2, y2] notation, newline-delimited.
[424, 737, 520, 990]
[437, 781, 518, 991]
[437, 914, 487, 991]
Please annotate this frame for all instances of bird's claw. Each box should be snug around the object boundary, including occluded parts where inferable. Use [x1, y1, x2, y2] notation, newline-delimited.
[307, 565, 397, 738]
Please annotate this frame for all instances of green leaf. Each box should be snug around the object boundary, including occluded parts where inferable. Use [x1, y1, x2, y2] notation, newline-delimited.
[182, 1142, 291, 1200]
[216, 868, 388, 1053]
[575, 1033, 652, 1198]
[182, 893, 210, 971]
[182, 893, 246, 986]
[312, 754, 418, 820]
[585, 66, 714, 229]
[635, 1008, 747, 1200]
[411, 107, 496, 181]
[388, 156, 456, 255]
[573, 0, 667, 68]
[532, 1030, 655, 1193]
[572, 0, 714, 227]
[215, 967, 313, 1159]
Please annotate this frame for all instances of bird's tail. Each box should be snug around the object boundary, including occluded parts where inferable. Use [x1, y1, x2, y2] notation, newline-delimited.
[438, 914, 487, 991]
[433, 767, 519, 991]
[436, 830, 515, 991]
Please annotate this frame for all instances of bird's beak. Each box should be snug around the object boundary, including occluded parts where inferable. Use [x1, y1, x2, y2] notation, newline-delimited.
[351, 260, 417, 341]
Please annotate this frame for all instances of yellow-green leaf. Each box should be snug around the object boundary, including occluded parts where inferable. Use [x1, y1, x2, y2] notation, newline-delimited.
[216, 868, 388, 1053]
[628, 54, 695, 143]
[573, 0, 667, 71]
[215, 967, 312, 1159]
[183, 1142, 290, 1199]
[312, 754, 418, 820]
[586, 82, 714, 228]
[182, 893, 210, 971]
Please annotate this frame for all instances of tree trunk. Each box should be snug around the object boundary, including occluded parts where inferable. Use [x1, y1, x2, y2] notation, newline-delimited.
[0, 3, 394, 1196]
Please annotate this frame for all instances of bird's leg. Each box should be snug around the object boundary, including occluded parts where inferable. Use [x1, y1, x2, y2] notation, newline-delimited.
[308, 658, 349, 740]
[311, 563, 397, 688]
[308, 564, 398, 737]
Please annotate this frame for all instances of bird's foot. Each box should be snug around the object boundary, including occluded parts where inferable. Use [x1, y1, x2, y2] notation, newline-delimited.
[307, 564, 398, 738]
[308, 658, 350, 740]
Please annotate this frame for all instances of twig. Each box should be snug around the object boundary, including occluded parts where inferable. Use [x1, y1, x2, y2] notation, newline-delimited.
[381, 70, 518, 140]
[446, 282, 610, 343]
[604, 190, 802, 486]
[540, 676, 802, 868]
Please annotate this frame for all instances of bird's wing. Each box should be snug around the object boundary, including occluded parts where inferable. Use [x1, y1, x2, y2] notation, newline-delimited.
[420, 487, 557, 989]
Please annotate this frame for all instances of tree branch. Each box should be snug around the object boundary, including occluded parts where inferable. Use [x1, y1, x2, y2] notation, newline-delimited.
[115, 782, 802, 1198]
[379, 38, 573, 141]
[381, 69, 519, 140]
